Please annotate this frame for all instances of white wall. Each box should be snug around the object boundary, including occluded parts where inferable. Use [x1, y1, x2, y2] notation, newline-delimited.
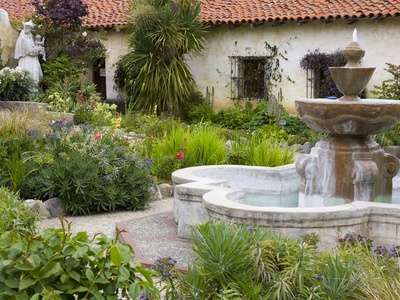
[103, 29, 130, 101]
[185, 18, 400, 114]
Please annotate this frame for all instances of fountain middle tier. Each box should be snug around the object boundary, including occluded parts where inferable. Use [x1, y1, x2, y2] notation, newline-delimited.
[296, 134, 399, 206]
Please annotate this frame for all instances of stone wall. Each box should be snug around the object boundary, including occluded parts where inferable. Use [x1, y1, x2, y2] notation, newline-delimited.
[0, 9, 18, 67]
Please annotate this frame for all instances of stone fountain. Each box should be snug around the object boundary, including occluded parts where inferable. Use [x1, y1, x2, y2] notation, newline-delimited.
[172, 31, 400, 249]
[295, 29, 400, 206]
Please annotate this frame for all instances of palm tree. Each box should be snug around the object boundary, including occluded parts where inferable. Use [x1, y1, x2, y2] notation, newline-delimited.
[114, 0, 208, 115]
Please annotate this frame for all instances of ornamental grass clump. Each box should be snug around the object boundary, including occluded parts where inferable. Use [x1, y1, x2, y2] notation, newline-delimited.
[0, 107, 51, 138]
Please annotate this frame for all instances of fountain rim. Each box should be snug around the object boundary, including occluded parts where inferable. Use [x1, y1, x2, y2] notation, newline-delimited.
[295, 98, 400, 104]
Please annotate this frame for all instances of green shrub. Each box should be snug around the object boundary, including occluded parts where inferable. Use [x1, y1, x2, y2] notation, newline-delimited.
[0, 187, 38, 237]
[20, 120, 152, 215]
[371, 63, 400, 100]
[151, 154, 183, 181]
[373, 124, 400, 146]
[240, 101, 272, 130]
[41, 54, 83, 88]
[281, 113, 311, 138]
[182, 102, 216, 124]
[0, 67, 36, 101]
[121, 111, 181, 139]
[212, 103, 254, 129]
[0, 219, 160, 299]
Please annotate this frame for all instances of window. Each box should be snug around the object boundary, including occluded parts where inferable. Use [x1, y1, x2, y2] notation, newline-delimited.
[305, 69, 322, 98]
[230, 56, 270, 100]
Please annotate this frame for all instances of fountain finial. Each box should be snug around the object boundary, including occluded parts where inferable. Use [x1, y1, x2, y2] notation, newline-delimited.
[343, 29, 365, 67]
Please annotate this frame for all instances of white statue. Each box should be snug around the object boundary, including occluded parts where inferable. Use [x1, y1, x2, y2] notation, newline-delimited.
[14, 20, 43, 87]
[35, 34, 46, 61]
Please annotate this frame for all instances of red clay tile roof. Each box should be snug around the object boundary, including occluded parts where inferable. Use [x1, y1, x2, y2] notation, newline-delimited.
[198, 0, 400, 25]
[0, 0, 399, 28]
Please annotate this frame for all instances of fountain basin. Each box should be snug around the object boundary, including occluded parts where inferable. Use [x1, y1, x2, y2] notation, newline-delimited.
[295, 98, 400, 135]
[329, 67, 375, 101]
[173, 164, 400, 249]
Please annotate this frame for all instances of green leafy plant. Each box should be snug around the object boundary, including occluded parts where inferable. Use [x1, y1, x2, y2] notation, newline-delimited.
[0, 67, 36, 101]
[121, 111, 181, 139]
[371, 63, 400, 99]
[0, 187, 38, 237]
[41, 54, 84, 88]
[0, 218, 160, 299]
[212, 103, 254, 129]
[20, 120, 152, 215]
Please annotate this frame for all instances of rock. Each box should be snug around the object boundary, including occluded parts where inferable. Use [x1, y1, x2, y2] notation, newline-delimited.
[226, 140, 232, 152]
[239, 137, 250, 144]
[151, 185, 162, 201]
[303, 142, 313, 154]
[290, 144, 303, 152]
[279, 141, 289, 149]
[44, 197, 66, 218]
[158, 183, 172, 198]
[25, 199, 51, 219]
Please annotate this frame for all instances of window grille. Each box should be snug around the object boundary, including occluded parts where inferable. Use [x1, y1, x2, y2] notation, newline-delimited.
[229, 56, 271, 100]
[306, 69, 322, 98]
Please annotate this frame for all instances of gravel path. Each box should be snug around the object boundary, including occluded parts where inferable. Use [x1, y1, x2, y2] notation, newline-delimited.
[37, 198, 174, 238]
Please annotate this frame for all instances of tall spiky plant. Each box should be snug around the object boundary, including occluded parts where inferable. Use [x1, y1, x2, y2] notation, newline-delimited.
[115, 0, 208, 115]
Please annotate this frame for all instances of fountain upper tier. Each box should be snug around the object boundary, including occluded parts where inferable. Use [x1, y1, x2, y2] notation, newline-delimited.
[296, 30, 400, 136]
[295, 98, 400, 136]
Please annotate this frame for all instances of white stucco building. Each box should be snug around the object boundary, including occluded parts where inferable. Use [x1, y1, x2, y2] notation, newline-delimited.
[1, 0, 400, 114]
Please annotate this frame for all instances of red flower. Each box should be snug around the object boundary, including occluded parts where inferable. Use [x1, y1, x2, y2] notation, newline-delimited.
[73, 130, 77, 134]
[338, 238, 344, 243]
[62, 117, 66, 121]
[148, 134, 152, 138]
[177, 152, 184, 160]
[94, 133, 102, 140]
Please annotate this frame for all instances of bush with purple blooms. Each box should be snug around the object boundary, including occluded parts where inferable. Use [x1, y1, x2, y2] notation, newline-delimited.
[20, 119, 152, 215]
[151, 255, 178, 280]
[300, 49, 346, 98]
[301, 232, 320, 246]
[338, 232, 374, 250]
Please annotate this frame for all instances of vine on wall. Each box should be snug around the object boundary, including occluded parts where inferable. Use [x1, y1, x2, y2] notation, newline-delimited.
[222, 39, 295, 102]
